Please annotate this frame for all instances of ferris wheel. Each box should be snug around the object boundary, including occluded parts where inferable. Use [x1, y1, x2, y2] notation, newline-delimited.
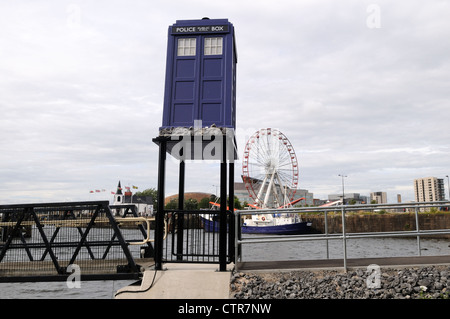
[242, 128, 299, 209]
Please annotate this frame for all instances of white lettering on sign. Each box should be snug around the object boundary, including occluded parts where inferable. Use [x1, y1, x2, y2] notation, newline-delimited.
[172, 25, 228, 34]
[175, 27, 196, 33]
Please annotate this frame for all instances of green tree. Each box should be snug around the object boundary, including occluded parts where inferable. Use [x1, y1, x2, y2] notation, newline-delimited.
[135, 187, 158, 211]
[232, 196, 242, 210]
[165, 198, 178, 210]
[216, 195, 242, 210]
[185, 198, 198, 210]
[164, 197, 199, 210]
[199, 197, 212, 209]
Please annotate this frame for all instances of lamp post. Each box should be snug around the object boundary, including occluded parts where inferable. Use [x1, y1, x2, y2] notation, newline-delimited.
[338, 174, 348, 271]
[338, 174, 347, 205]
[446, 175, 450, 201]
[212, 184, 219, 199]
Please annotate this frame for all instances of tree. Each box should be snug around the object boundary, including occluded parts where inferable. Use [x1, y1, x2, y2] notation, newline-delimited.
[164, 197, 199, 210]
[135, 188, 158, 210]
[185, 198, 198, 210]
[232, 196, 242, 210]
[165, 198, 178, 210]
[216, 195, 242, 210]
[199, 197, 211, 209]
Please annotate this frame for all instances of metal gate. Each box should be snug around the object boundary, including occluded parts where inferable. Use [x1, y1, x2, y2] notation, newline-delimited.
[160, 209, 233, 264]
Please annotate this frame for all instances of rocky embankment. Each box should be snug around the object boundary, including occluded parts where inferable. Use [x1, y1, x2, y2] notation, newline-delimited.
[230, 265, 450, 299]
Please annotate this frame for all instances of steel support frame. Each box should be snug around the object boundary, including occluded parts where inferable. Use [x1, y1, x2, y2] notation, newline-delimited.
[153, 134, 234, 271]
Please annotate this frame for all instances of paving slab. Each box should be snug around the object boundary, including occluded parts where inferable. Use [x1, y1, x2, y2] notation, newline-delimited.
[115, 263, 233, 299]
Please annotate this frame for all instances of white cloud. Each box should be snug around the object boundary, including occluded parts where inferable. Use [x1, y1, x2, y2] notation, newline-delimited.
[1, 0, 449, 204]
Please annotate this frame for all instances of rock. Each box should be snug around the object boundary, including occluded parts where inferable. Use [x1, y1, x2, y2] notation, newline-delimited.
[418, 278, 431, 288]
[230, 265, 450, 299]
[434, 282, 443, 291]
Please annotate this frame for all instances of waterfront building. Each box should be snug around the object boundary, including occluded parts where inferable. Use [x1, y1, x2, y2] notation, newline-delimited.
[414, 177, 446, 202]
[113, 181, 154, 216]
[234, 182, 314, 207]
[370, 192, 387, 204]
[328, 193, 368, 205]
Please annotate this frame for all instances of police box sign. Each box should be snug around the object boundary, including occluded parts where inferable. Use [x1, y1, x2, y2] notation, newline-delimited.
[172, 25, 229, 34]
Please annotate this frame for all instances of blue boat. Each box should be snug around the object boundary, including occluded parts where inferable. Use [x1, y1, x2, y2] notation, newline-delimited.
[200, 213, 311, 235]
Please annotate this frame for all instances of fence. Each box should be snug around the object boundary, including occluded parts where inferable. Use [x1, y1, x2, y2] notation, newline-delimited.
[0, 201, 153, 282]
[234, 201, 450, 271]
[159, 209, 234, 265]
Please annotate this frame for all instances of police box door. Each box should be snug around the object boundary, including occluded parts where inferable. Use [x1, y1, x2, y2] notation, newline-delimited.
[169, 34, 226, 127]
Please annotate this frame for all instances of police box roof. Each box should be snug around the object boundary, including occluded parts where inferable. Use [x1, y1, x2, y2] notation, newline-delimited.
[170, 18, 233, 35]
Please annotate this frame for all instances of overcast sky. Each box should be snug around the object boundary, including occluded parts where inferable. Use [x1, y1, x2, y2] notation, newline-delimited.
[1, 0, 449, 204]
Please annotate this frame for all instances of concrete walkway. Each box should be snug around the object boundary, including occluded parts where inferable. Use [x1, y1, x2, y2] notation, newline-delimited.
[114, 263, 233, 299]
[114, 255, 450, 298]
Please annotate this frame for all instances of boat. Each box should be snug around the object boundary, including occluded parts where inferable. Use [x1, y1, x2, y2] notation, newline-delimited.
[200, 213, 312, 235]
[242, 213, 311, 235]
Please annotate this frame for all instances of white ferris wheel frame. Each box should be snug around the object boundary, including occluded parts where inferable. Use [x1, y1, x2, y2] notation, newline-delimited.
[242, 128, 299, 209]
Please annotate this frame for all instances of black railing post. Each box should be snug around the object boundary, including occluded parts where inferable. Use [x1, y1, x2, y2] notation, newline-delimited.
[176, 160, 185, 260]
[219, 134, 227, 271]
[228, 161, 235, 262]
[154, 137, 167, 270]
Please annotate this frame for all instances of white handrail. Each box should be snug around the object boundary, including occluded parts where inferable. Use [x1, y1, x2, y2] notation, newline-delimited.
[115, 217, 168, 245]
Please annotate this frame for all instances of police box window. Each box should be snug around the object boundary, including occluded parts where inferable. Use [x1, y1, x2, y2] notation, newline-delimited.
[204, 37, 223, 55]
[177, 38, 196, 56]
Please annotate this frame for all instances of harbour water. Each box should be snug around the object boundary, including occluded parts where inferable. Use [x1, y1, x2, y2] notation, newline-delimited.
[0, 279, 136, 299]
[240, 235, 450, 261]
[0, 236, 449, 299]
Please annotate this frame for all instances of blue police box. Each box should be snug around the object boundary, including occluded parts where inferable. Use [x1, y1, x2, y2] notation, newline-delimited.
[161, 18, 237, 130]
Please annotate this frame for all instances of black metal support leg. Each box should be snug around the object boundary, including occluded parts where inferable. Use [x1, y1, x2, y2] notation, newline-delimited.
[219, 135, 227, 271]
[155, 138, 167, 270]
[228, 161, 235, 262]
[177, 160, 185, 260]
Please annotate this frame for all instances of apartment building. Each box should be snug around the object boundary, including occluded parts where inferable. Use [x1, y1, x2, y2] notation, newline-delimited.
[414, 177, 446, 202]
[370, 191, 387, 204]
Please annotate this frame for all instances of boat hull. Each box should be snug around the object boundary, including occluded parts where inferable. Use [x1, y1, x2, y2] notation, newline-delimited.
[201, 217, 311, 235]
[242, 221, 310, 235]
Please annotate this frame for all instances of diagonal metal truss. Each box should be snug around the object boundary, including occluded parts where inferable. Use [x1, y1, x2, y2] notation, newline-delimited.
[0, 201, 151, 282]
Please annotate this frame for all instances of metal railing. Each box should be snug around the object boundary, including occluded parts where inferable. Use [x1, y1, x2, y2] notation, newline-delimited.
[160, 210, 234, 264]
[0, 201, 153, 282]
[234, 201, 450, 271]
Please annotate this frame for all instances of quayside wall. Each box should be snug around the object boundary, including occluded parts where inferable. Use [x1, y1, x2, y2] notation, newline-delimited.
[299, 212, 450, 235]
